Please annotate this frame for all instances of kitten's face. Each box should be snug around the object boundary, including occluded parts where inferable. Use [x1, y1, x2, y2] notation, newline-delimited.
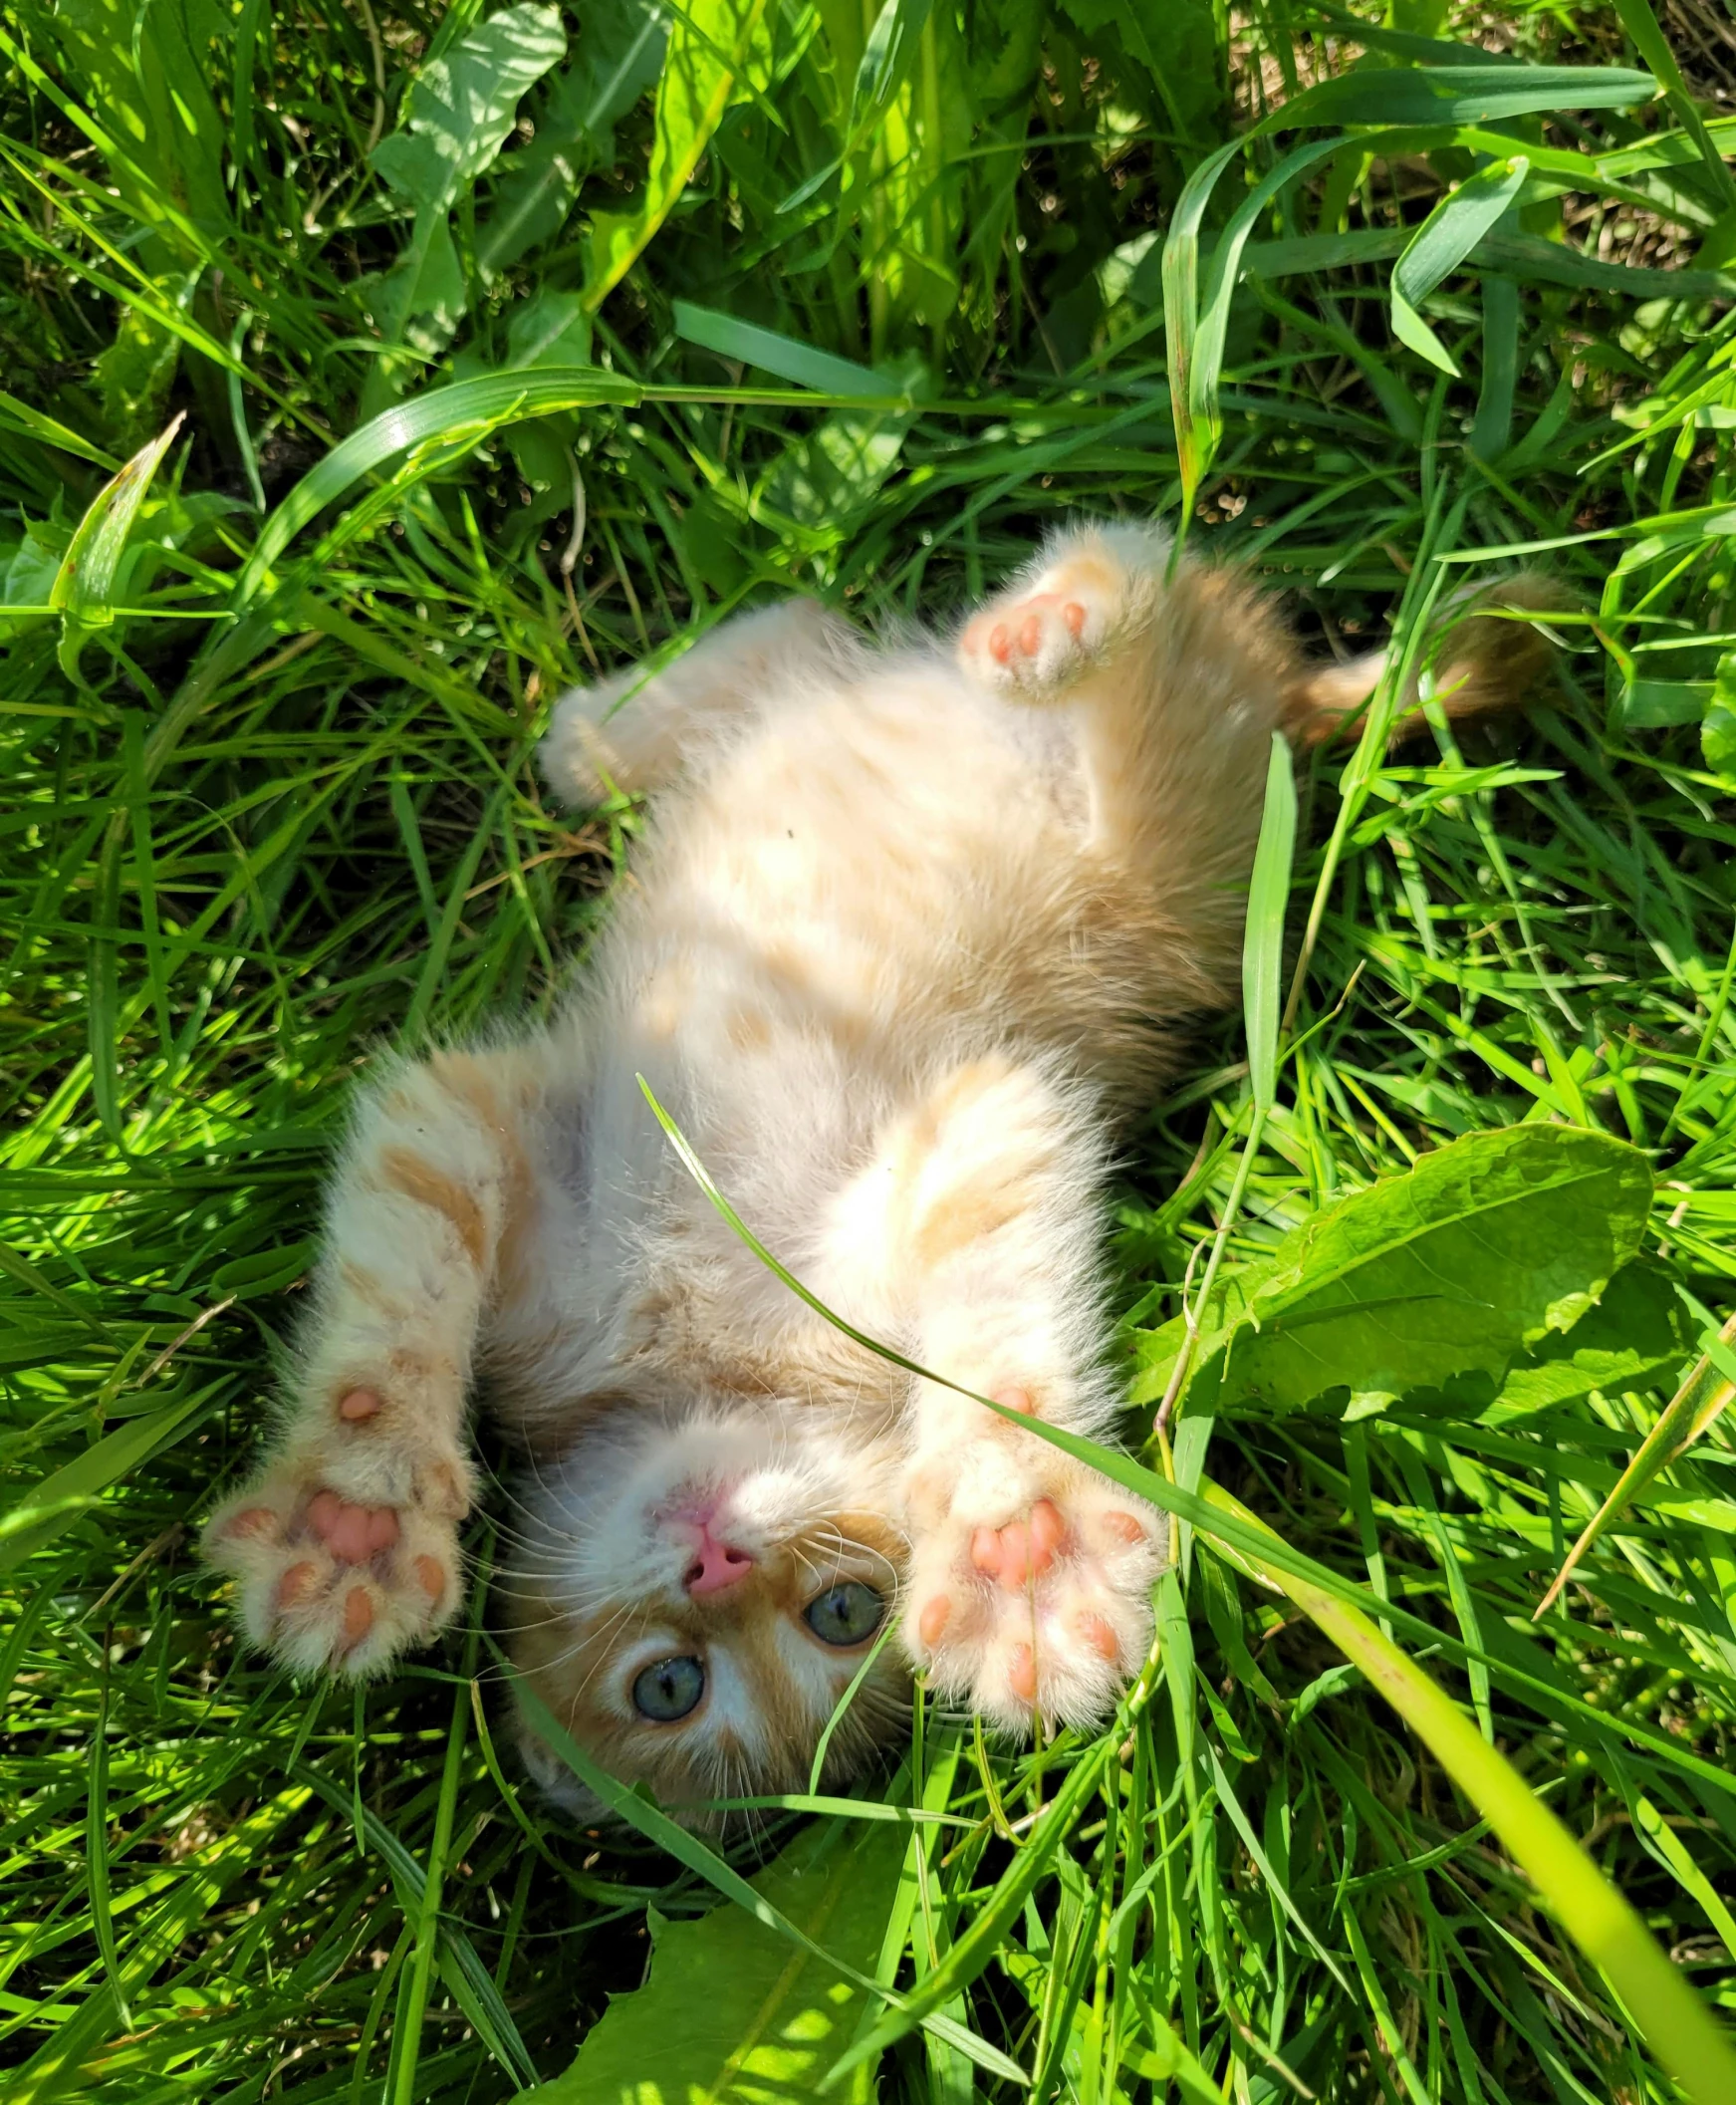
[508, 1405, 910, 1825]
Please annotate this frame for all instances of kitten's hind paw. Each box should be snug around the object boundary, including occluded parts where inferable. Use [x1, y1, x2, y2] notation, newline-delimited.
[904, 1438, 1162, 1734]
[957, 528, 1167, 700]
[203, 1394, 468, 1677]
[958, 590, 1106, 698]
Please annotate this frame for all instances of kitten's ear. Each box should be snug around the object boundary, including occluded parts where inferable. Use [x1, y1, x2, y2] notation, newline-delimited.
[517, 1722, 610, 1824]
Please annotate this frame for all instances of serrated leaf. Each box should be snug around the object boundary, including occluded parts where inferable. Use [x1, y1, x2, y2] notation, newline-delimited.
[1058, 0, 1220, 145]
[582, 0, 771, 311]
[368, 214, 467, 354]
[364, 2, 567, 395]
[1131, 1125, 1652, 1421]
[1479, 1260, 1694, 1424]
[525, 1818, 905, 2103]
[371, 3, 569, 213]
[476, 0, 666, 276]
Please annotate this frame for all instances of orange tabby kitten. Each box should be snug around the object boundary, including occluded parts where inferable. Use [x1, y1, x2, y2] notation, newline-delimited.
[203, 521, 1546, 1819]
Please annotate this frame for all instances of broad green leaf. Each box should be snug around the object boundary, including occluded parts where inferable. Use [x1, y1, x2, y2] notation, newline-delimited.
[1704, 704, 1736, 777]
[371, 4, 569, 213]
[368, 214, 467, 357]
[0, 528, 64, 629]
[583, 0, 771, 310]
[50, 413, 183, 621]
[365, 3, 567, 390]
[1059, 0, 1220, 146]
[1479, 1260, 1694, 1425]
[527, 1819, 906, 2104]
[504, 287, 594, 370]
[1389, 156, 1529, 377]
[1624, 676, 1715, 728]
[475, 0, 666, 277]
[1131, 1125, 1652, 1421]
[505, 1654, 1025, 2087]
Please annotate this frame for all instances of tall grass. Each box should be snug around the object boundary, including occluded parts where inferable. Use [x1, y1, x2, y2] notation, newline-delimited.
[4, 0, 1736, 2098]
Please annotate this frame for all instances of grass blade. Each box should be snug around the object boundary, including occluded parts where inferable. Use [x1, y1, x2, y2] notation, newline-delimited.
[1535, 1309, 1736, 1620]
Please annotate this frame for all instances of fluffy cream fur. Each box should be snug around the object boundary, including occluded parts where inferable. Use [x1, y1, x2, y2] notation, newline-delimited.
[202, 521, 1552, 1822]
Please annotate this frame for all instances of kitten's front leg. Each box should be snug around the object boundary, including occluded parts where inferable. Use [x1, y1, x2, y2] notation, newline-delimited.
[541, 598, 851, 800]
[203, 1048, 542, 1676]
[837, 1056, 1163, 1731]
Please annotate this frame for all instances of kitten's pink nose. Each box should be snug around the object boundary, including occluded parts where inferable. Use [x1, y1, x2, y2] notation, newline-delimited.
[683, 1531, 754, 1596]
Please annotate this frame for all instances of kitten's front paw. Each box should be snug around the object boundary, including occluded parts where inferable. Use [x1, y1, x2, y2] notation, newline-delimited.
[203, 1389, 469, 1677]
[958, 566, 1116, 699]
[903, 1406, 1163, 1732]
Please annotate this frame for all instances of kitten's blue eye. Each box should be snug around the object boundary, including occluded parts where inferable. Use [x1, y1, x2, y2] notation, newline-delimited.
[632, 1655, 705, 1721]
[804, 1581, 884, 1647]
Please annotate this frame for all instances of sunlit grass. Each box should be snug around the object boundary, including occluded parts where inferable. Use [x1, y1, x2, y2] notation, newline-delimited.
[4, 0, 1736, 2097]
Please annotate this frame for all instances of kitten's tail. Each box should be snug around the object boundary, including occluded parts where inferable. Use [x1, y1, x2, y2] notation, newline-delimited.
[1283, 574, 1568, 749]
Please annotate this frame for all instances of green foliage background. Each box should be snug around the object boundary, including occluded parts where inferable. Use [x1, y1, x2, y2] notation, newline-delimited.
[6, 0, 1736, 2097]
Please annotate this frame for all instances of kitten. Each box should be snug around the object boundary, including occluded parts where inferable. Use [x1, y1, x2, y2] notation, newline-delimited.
[203, 521, 1548, 1821]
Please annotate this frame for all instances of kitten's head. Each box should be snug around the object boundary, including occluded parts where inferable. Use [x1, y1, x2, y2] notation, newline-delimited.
[506, 1399, 910, 1827]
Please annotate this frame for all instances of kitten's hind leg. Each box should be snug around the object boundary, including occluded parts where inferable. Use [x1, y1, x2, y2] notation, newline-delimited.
[960, 519, 1298, 1005]
[541, 598, 852, 802]
[203, 1044, 550, 1677]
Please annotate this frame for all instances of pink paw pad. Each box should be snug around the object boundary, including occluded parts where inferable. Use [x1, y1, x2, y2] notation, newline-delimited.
[307, 1489, 399, 1563]
[1076, 1612, 1119, 1662]
[1008, 1643, 1038, 1704]
[339, 1388, 382, 1422]
[918, 1596, 951, 1647]
[342, 1587, 373, 1647]
[979, 1499, 1068, 1590]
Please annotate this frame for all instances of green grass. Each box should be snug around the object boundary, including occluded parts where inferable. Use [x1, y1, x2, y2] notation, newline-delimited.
[6, 0, 1736, 2097]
